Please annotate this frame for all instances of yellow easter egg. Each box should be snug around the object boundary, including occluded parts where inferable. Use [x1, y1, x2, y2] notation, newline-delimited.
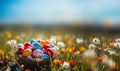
[22, 49, 32, 57]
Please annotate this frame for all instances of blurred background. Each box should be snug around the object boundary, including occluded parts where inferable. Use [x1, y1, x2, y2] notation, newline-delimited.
[0, 0, 120, 31]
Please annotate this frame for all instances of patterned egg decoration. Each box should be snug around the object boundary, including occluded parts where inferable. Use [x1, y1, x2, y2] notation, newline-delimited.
[30, 39, 36, 44]
[43, 44, 51, 50]
[45, 40, 50, 45]
[17, 44, 24, 48]
[41, 54, 50, 60]
[33, 42, 42, 50]
[44, 48, 56, 57]
[24, 42, 32, 49]
[17, 47, 24, 54]
[22, 49, 32, 57]
[50, 44, 54, 48]
[40, 40, 46, 47]
[32, 49, 43, 57]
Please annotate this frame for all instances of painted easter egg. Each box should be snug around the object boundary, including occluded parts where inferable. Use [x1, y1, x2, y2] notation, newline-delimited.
[24, 42, 32, 49]
[32, 49, 43, 57]
[41, 54, 50, 60]
[33, 42, 42, 50]
[44, 48, 56, 57]
[17, 44, 24, 48]
[17, 47, 24, 54]
[30, 39, 36, 44]
[22, 49, 32, 57]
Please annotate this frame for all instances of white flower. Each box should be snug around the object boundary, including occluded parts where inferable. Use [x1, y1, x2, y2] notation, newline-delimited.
[83, 49, 96, 58]
[76, 38, 83, 44]
[50, 36, 57, 44]
[102, 55, 114, 68]
[54, 46, 59, 51]
[114, 42, 120, 48]
[7, 40, 17, 47]
[57, 41, 65, 47]
[107, 59, 114, 68]
[60, 47, 65, 52]
[74, 51, 80, 55]
[92, 37, 100, 45]
[115, 38, 120, 42]
[61, 62, 70, 69]
[88, 44, 96, 49]
[103, 48, 111, 52]
[108, 50, 116, 55]
[102, 55, 109, 64]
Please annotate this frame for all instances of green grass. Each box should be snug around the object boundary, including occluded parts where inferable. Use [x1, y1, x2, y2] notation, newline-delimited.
[0, 30, 120, 71]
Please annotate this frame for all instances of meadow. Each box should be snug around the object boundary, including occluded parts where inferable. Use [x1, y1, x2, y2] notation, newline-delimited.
[0, 29, 120, 71]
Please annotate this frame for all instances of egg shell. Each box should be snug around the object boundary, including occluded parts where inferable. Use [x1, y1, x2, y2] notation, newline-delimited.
[43, 44, 51, 50]
[45, 40, 50, 44]
[40, 40, 46, 47]
[17, 44, 24, 48]
[17, 47, 24, 54]
[24, 42, 32, 49]
[22, 49, 32, 57]
[33, 42, 42, 50]
[41, 54, 50, 60]
[50, 44, 54, 48]
[30, 39, 36, 44]
[32, 49, 43, 57]
[44, 48, 56, 57]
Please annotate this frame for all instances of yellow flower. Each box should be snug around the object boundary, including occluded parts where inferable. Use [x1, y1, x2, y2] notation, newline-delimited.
[112, 62, 117, 69]
[5, 31, 11, 35]
[15, 35, 20, 40]
[7, 34, 12, 38]
[102, 42, 107, 48]
[67, 39, 74, 46]
[0, 49, 5, 56]
[65, 47, 72, 53]
[20, 64, 24, 68]
[109, 41, 114, 47]
[79, 46, 85, 52]
[53, 59, 62, 65]
[5, 31, 12, 38]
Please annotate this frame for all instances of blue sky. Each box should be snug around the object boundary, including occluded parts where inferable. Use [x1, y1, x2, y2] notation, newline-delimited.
[0, 0, 120, 24]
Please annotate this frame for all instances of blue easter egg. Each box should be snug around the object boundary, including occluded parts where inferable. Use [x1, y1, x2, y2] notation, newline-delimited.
[33, 42, 42, 50]
[30, 39, 36, 44]
[50, 44, 54, 48]
[41, 54, 50, 60]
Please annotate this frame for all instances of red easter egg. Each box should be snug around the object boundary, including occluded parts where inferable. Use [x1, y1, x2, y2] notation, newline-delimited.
[43, 44, 51, 50]
[44, 48, 56, 57]
[18, 47, 24, 54]
[24, 42, 32, 49]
